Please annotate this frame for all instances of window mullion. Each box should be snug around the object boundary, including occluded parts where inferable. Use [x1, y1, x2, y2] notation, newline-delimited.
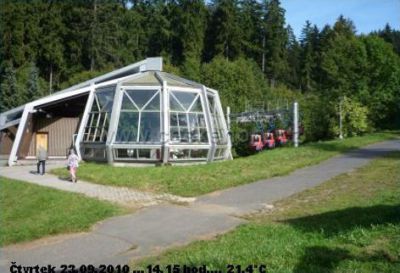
[99, 112, 108, 142]
[137, 111, 141, 142]
[86, 113, 95, 141]
[186, 111, 191, 143]
[92, 112, 102, 141]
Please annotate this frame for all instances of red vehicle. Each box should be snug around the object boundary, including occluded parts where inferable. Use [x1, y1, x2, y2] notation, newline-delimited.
[250, 134, 264, 151]
[275, 129, 288, 146]
[250, 132, 276, 152]
[263, 132, 275, 149]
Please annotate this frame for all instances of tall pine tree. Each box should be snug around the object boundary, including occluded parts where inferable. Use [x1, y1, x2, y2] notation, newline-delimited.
[0, 62, 22, 111]
[263, 0, 288, 86]
[204, 0, 243, 61]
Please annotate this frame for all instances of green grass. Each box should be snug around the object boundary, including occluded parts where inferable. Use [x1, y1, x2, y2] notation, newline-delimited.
[0, 177, 125, 246]
[51, 132, 398, 197]
[136, 152, 400, 273]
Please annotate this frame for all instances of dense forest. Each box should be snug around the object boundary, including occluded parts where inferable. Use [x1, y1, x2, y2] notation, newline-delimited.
[1, 0, 400, 141]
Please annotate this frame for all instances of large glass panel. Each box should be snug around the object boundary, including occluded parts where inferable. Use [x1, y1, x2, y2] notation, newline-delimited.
[127, 90, 157, 109]
[116, 89, 161, 144]
[170, 113, 178, 126]
[171, 91, 197, 110]
[170, 126, 180, 141]
[178, 113, 187, 126]
[170, 94, 185, 111]
[114, 148, 160, 161]
[169, 148, 209, 160]
[90, 98, 100, 112]
[116, 148, 137, 158]
[97, 90, 114, 112]
[190, 96, 203, 112]
[139, 112, 161, 142]
[207, 94, 227, 145]
[191, 149, 209, 159]
[83, 86, 115, 143]
[143, 93, 160, 111]
[169, 90, 208, 144]
[121, 93, 138, 111]
[116, 112, 139, 142]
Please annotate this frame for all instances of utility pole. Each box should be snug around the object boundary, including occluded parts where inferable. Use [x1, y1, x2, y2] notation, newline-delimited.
[293, 101, 299, 147]
[339, 96, 343, 139]
[226, 106, 233, 160]
[226, 106, 231, 133]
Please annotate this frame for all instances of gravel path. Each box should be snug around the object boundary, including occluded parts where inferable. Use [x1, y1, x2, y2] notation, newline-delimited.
[0, 164, 194, 206]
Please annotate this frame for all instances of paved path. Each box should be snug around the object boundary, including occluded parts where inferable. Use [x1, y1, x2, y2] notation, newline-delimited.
[0, 165, 194, 206]
[1, 140, 399, 272]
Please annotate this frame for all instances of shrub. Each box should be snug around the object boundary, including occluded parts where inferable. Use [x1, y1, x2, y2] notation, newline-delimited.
[333, 96, 370, 137]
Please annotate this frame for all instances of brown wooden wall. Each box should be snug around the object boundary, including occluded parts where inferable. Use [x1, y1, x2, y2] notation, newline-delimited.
[0, 128, 16, 155]
[18, 114, 34, 158]
[27, 116, 81, 157]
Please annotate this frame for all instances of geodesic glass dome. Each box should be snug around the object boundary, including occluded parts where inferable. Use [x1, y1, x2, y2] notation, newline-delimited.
[80, 71, 231, 164]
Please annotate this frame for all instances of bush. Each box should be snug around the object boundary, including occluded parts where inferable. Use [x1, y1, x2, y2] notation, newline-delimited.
[230, 122, 257, 157]
[300, 94, 337, 142]
[201, 56, 268, 112]
[333, 96, 370, 137]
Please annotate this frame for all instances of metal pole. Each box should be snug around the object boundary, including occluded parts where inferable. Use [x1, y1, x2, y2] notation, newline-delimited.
[226, 106, 233, 160]
[293, 101, 299, 148]
[226, 106, 231, 133]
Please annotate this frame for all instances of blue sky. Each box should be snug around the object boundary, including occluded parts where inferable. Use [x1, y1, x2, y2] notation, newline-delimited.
[281, 0, 400, 38]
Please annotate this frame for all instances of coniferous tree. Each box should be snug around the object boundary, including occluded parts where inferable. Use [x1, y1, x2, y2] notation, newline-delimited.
[171, 0, 207, 80]
[86, 0, 127, 71]
[61, 1, 91, 76]
[263, 0, 288, 86]
[0, 63, 22, 111]
[377, 24, 400, 55]
[37, 2, 66, 93]
[204, 0, 243, 61]
[27, 62, 41, 100]
[299, 21, 318, 91]
[0, 1, 26, 67]
[286, 25, 301, 89]
[239, 0, 264, 65]
[142, 0, 173, 60]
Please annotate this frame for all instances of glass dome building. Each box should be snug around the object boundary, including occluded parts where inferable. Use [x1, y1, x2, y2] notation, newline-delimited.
[82, 70, 232, 164]
[0, 57, 231, 166]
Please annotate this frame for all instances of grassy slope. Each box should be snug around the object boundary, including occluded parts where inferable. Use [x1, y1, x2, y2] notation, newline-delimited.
[137, 153, 400, 273]
[0, 177, 124, 246]
[52, 132, 398, 197]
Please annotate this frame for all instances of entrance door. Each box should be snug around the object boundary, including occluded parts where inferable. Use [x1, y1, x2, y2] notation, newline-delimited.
[36, 133, 48, 154]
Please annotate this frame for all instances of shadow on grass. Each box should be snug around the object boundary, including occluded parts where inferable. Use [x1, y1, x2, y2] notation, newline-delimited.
[293, 245, 399, 273]
[57, 175, 73, 182]
[291, 204, 400, 272]
[293, 246, 351, 273]
[283, 204, 400, 237]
